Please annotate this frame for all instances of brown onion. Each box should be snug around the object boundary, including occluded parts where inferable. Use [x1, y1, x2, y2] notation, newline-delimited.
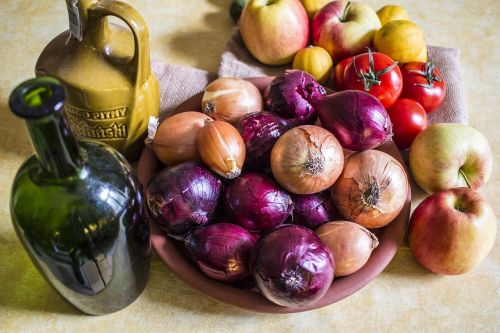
[270, 125, 344, 194]
[146, 112, 212, 166]
[202, 77, 263, 124]
[332, 150, 408, 228]
[316, 221, 379, 277]
[197, 120, 246, 179]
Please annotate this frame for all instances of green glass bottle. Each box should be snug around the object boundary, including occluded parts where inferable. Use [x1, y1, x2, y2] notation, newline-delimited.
[9, 77, 150, 315]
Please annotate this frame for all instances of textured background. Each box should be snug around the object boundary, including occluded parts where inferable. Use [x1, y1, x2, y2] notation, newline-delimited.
[0, 0, 498, 332]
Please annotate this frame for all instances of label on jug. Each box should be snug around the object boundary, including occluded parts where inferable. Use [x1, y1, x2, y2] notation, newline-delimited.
[65, 104, 129, 140]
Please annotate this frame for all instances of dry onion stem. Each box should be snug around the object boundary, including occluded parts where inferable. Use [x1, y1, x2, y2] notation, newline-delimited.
[197, 120, 246, 179]
[332, 150, 408, 228]
[270, 125, 344, 194]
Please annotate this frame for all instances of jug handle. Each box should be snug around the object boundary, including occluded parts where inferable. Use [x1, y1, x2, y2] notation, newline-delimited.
[89, 0, 151, 87]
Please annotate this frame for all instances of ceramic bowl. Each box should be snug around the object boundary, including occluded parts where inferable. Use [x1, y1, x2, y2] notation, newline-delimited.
[136, 77, 411, 313]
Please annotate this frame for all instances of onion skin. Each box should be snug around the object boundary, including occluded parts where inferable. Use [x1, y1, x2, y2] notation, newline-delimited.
[202, 78, 263, 125]
[332, 150, 408, 228]
[147, 112, 212, 166]
[237, 111, 290, 171]
[146, 162, 222, 236]
[185, 223, 257, 282]
[197, 120, 246, 179]
[317, 90, 393, 151]
[316, 221, 379, 277]
[291, 191, 337, 229]
[271, 125, 344, 194]
[224, 172, 293, 232]
[252, 225, 334, 307]
[264, 70, 326, 125]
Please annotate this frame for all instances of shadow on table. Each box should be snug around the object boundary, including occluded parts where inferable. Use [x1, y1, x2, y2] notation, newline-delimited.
[142, 255, 258, 317]
[0, 231, 79, 315]
[166, 0, 234, 72]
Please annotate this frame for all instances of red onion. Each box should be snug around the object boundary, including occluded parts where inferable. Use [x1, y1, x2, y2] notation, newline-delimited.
[146, 162, 222, 236]
[185, 223, 257, 282]
[237, 111, 290, 171]
[252, 225, 334, 307]
[291, 192, 337, 229]
[224, 172, 293, 232]
[317, 90, 393, 151]
[264, 70, 326, 125]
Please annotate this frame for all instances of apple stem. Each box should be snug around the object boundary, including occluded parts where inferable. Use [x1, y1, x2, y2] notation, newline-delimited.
[340, 1, 351, 22]
[459, 168, 472, 188]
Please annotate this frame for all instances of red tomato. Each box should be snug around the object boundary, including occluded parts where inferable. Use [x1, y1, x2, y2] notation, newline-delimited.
[400, 61, 446, 113]
[331, 57, 353, 91]
[387, 98, 428, 150]
[344, 51, 403, 108]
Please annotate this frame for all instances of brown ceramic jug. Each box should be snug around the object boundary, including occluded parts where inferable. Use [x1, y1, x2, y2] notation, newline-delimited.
[36, 0, 159, 161]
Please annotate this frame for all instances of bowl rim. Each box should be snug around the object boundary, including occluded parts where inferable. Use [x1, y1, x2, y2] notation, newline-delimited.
[136, 76, 411, 313]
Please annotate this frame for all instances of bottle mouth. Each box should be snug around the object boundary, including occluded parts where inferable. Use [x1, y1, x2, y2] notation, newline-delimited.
[9, 76, 65, 119]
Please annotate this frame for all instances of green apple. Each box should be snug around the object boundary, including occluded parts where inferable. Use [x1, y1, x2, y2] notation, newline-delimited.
[409, 123, 492, 193]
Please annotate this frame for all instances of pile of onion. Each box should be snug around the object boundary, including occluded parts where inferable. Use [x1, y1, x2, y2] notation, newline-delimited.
[332, 150, 408, 228]
[145, 162, 222, 236]
[271, 125, 344, 194]
[202, 77, 263, 125]
[264, 70, 326, 125]
[143, 73, 412, 309]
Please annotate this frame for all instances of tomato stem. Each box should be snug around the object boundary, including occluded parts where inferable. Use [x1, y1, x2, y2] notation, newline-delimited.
[353, 48, 398, 91]
[408, 60, 441, 88]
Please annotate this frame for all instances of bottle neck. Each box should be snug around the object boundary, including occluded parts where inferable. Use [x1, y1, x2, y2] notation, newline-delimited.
[9, 77, 83, 178]
[26, 113, 82, 178]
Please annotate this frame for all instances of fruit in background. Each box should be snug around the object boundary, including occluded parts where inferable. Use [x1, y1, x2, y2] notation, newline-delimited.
[374, 20, 427, 63]
[409, 188, 497, 275]
[300, 0, 332, 19]
[240, 0, 309, 65]
[376, 5, 409, 26]
[409, 124, 493, 193]
[343, 50, 402, 108]
[387, 98, 428, 150]
[292, 46, 333, 84]
[331, 56, 352, 90]
[312, 1, 381, 62]
[230, 0, 249, 23]
[400, 61, 446, 113]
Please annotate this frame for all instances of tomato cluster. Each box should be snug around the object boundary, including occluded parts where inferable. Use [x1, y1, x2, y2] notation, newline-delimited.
[331, 51, 446, 149]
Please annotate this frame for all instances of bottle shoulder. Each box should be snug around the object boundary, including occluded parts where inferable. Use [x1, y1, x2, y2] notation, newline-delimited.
[11, 140, 142, 233]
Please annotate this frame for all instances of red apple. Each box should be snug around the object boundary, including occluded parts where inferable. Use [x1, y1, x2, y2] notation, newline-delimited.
[312, 1, 381, 62]
[240, 0, 309, 65]
[409, 188, 497, 275]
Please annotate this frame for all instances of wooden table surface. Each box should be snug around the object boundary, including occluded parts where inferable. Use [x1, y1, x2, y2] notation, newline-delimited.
[0, 0, 498, 332]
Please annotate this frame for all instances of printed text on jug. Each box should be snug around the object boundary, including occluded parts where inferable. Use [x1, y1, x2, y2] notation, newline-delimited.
[65, 105, 128, 139]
